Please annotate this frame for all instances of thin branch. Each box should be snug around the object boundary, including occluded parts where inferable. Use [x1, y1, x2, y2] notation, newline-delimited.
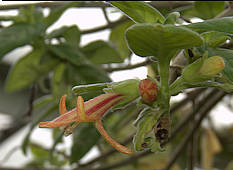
[24, 84, 36, 117]
[104, 59, 153, 73]
[81, 17, 128, 35]
[0, 1, 193, 11]
[104, 59, 184, 73]
[101, 7, 111, 24]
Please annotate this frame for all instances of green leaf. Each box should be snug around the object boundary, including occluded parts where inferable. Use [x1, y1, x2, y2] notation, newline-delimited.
[48, 44, 89, 66]
[52, 63, 66, 97]
[71, 123, 100, 163]
[185, 18, 233, 34]
[81, 40, 124, 64]
[207, 48, 233, 82]
[46, 26, 70, 39]
[110, 21, 134, 58]
[44, 2, 77, 28]
[133, 109, 161, 151]
[30, 143, 49, 158]
[202, 31, 230, 48]
[108, 1, 165, 24]
[0, 23, 44, 59]
[46, 25, 81, 47]
[195, 1, 225, 19]
[125, 23, 203, 62]
[33, 95, 54, 110]
[16, 5, 44, 25]
[63, 25, 81, 47]
[164, 12, 180, 24]
[5, 49, 59, 92]
[67, 63, 111, 85]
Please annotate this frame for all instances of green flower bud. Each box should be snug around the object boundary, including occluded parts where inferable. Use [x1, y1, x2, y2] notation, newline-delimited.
[199, 56, 225, 76]
[182, 56, 225, 83]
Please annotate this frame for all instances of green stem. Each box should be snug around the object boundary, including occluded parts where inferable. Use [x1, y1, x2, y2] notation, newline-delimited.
[159, 60, 170, 109]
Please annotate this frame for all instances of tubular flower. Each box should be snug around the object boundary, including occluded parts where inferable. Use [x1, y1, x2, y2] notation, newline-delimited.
[38, 93, 133, 155]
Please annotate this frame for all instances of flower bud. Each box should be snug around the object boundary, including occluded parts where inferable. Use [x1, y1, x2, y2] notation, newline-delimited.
[138, 78, 158, 103]
[182, 56, 225, 83]
[199, 56, 225, 76]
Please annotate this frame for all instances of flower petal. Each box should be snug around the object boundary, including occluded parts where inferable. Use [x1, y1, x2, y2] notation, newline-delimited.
[94, 119, 133, 155]
[59, 94, 68, 115]
[39, 109, 77, 128]
[77, 96, 88, 121]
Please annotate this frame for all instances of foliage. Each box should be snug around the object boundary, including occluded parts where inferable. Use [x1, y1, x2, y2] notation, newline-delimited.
[0, 1, 233, 170]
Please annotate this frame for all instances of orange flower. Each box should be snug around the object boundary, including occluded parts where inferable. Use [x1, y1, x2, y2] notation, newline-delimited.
[39, 93, 133, 155]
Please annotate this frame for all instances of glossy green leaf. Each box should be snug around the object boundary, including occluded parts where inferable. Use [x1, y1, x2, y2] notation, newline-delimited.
[125, 23, 203, 61]
[52, 63, 66, 97]
[110, 21, 134, 58]
[63, 25, 81, 47]
[48, 44, 89, 66]
[5, 49, 59, 92]
[202, 31, 230, 47]
[207, 48, 233, 82]
[46, 26, 70, 39]
[81, 40, 123, 64]
[195, 1, 225, 19]
[46, 25, 80, 47]
[0, 23, 44, 59]
[109, 1, 165, 24]
[44, 2, 76, 28]
[133, 109, 161, 151]
[185, 18, 233, 34]
[71, 123, 100, 163]
[67, 63, 111, 85]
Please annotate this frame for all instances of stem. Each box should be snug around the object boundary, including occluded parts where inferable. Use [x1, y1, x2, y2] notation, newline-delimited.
[159, 60, 170, 108]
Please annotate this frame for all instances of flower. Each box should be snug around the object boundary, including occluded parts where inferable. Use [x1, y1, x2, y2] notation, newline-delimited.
[39, 93, 133, 155]
[138, 78, 158, 103]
